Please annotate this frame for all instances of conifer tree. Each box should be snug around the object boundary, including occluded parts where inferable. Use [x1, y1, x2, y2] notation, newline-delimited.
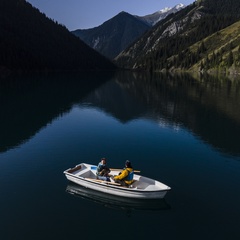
[227, 51, 234, 67]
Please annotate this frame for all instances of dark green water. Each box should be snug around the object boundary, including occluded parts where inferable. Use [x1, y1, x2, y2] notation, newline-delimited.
[0, 71, 240, 240]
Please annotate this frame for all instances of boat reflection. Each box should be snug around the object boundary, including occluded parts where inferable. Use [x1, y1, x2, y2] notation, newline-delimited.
[66, 182, 171, 212]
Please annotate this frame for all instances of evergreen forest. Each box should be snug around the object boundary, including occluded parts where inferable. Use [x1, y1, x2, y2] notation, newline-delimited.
[116, 0, 240, 73]
[0, 0, 115, 73]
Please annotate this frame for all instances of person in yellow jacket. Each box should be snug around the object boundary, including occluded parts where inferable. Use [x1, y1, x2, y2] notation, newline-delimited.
[113, 160, 134, 186]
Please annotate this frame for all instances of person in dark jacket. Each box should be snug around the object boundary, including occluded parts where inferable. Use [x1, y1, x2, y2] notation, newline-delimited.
[96, 157, 111, 181]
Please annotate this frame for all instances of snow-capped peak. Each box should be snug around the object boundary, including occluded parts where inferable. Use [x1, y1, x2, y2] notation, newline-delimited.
[139, 3, 186, 26]
[176, 3, 185, 9]
[159, 7, 172, 13]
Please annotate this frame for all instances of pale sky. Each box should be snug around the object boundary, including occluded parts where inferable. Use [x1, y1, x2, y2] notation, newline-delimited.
[26, 0, 194, 30]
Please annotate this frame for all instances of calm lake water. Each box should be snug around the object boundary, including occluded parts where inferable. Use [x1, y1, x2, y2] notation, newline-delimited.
[0, 71, 240, 240]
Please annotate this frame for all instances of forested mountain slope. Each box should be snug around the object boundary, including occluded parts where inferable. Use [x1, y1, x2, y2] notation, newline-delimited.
[188, 20, 240, 72]
[115, 0, 240, 72]
[0, 0, 115, 72]
[72, 5, 185, 60]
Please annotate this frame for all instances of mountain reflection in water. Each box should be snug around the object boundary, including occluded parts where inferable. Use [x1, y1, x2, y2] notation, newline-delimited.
[0, 72, 113, 152]
[1, 71, 240, 156]
[83, 72, 240, 156]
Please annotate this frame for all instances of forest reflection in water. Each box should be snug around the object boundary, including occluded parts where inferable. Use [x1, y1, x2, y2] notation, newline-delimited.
[83, 71, 240, 157]
[0, 71, 240, 157]
[1, 71, 240, 240]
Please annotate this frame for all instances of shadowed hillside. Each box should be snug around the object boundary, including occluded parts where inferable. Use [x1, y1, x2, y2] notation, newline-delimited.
[0, 0, 116, 73]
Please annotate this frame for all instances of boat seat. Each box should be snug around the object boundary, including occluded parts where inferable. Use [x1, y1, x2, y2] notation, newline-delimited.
[67, 164, 82, 173]
[128, 180, 137, 188]
[77, 168, 91, 178]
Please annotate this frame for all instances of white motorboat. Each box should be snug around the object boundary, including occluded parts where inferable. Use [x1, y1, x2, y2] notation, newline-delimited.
[63, 163, 171, 199]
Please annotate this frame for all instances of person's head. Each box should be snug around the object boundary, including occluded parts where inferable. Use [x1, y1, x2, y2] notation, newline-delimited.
[125, 160, 132, 168]
[101, 157, 106, 164]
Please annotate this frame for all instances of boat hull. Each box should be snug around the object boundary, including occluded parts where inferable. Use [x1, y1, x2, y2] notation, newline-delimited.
[66, 182, 171, 211]
[64, 163, 171, 199]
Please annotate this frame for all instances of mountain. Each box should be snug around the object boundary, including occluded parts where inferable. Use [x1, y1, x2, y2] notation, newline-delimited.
[72, 5, 185, 60]
[72, 12, 151, 59]
[189, 20, 240, 73]
[0, 0, 115, 73]
[136, 4, 185, 26]
[115, 0, 240, 73]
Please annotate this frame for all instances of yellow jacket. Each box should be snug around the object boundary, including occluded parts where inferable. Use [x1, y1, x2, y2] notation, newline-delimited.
[113, 167, 134, 185]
